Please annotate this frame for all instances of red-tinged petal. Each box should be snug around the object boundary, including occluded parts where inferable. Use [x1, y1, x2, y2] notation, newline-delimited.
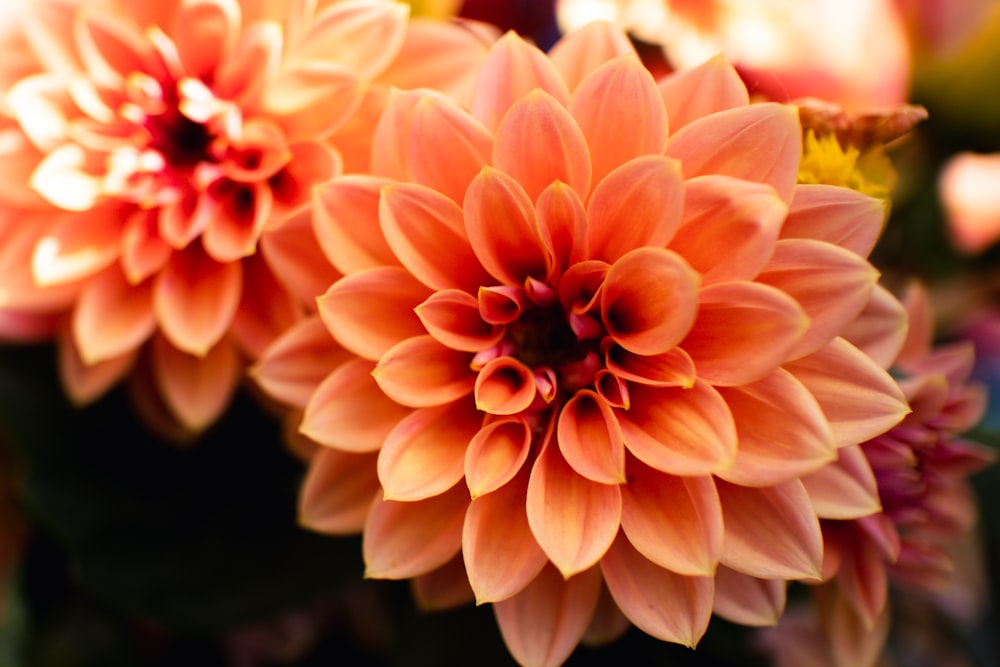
[230, 255, 302, 360]
[669, 175, 786, 285]
[260, 209, 343, 305]
[72, 268, 154, 364]
[151, 335, 240, 432]
[300, 358, 411, 452]
[404, 95, 493, 204]
[286, 0, 407, 80]
[620, 462, 722, 576]
[299, 448, 380, 535]
[29, 144, 103, 211]
[363, 484, 468, 579]
[31, 203, 121, 286]
[477, 285, 524, 324]
[601, 534, 713, 647]
[201, 181, 273, 263]
[214, 21, 283, 103]
[471, 31, 570, 132]
[601, 247, 699, 355]
[801, 444, 881, 520]
[464, 468, 547, 604]
[716, 369, 835, 487]
[262, 62, 363, 141]
[378, 400, 481, 502]
[251, 316, 353, 410]
[416, 289, 503, 352]
[493, 89, 591, 202]
[475, 356, 536, 415]
[558, 259, 608, 314]
[121, 208, 171, 285]
[318, 267, 430, 361]
[684, 282, 807, 386]
[465, 417, 532, 498]
[586, 156, 684, 264]
[313, 175, 397, 274]
[657, 55, 749, 131]
[536, 181, 588, 281]
[381, 182, 493, 292]
[757, 239, 879, 359]
[269, 141, 341, 221]
[785, 337, 909, 449]
[57, 327, 136, 405]
[841, 284, 907, 369]
[716, 479, 823, 580]
[619, 380, 737, 476]
[569, 55, 668, 185]
[557, 390, 625, 484]
[712, 566, 786, 627]
[373, 335, 476, 408]
[173, 0, 240, 82]
[606, 343, 695, 388]
[781, 184, 887, 257]
[549, 20, 630, 81]
[152, 245, 242, 356]
[494, 564, 602, 667]
[666, 103, 800, 204]
[526, 437, 622, 577]
[464, 167, 549, 285]
[410, 554, 475, 612]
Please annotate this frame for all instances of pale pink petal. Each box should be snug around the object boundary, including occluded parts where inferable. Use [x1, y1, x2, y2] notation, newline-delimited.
[299, 448, 380, 535]
[535, 180, 588, 280]
[757, 239, 879, 359]
[173, 0, 240, 82]
[801, 444, 881, 520]
[475, 356, 536, 415]
[313, 175, 398, 274]
[373, 335, 476, 408]
[382, 182, 494, 292]
[897, 281, 933, 365]
[152, 245, 242, 356]
[494, 564, 602, 667]
[470, 31, 570, 132]
[605, 345, 696, 388]
[317, 266, 430, 361]
[463, 167, 549, 285]
[260, 209, 343, 305]
[784, 337, 909, 449]
[493, 89, 591, 202]
[556, 390, 625, 484]
[300, 358, 411, 452]
[781, 184, 887, 257]
[151, 335, 240, 432]
[586, 156, 684, 263]
[569, 55, 668, 185]
[600, 533, 713, 647]
[669, 175, 786, 284]
[416, 289, 504, 352]
[712, 566, 786, 627]
[378, 400, 482, 501]
[601, 247, 699, 355]
[410, 554, 475, 612]
[666, 103, 800, 204]
[464, 468, 547, 604]
[716, 369, 835, 487]
[57, 326, 136, 405]
[71, 267, 154, 364]
[32, 202, 122, 286]
[841, 284, 907, 369]
[363, 484, 468, 579]
[716, 479, 823, 580]
[548, 21, 635, 91]
[620, 462, 722, 576]
[526, 436, 622, 577]
[657, 55, 749, 131]
[682, 281, 808, 386]
[465, 417, 532, 498]
[251, 316, 352, 410]
[618, 380, 737, 476]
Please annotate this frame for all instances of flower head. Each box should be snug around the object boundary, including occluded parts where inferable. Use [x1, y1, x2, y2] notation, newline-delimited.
[254, 24, 910, 666]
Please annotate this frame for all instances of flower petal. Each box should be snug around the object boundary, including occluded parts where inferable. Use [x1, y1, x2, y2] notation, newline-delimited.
[712, 566, 786, 627]
[556, 390, 625, 484]
[716, 479, 823, 580]
[601, 247, 699, 355]
[410, 554, 475, 612]
[475, 356, 536, 415]
[71, 267, 154, 365]
[261, 62, 363, 141]
[841, 284, 907, 369]
[465, 417, 532, 498]
[464, 467, 547, 604]
[313, 175, 398, 275]
[620, 462, 722, 576]
[606, 345, 696, 388]
[681, 281, 808, 386]
[150, 335, 240, 432]
[261, 210, 343, 305]
[57, 327, 136, 405]
[586, 156, 684, 264]
[548, 21, 635, 91]
[416, 289, 504, 352]
[493, 89, 591, 201]
[378, 400, 481, 502]
[716, 369, 835, 487]
[373, 335, 476, 408]
[801, 444, 881, 520]
[781, 184, 887, 257]
[32, 202, 122, 285]
[619, 380, 737, 476]
[535, 180, 588, 281]
[526, 434, 622, 578]
[173, 0, 240, 82]
[299, 448, 380, 535]
[657, 55, 749, 131]
[318, 267, 430, 361]
[600, 533, 713, 647]
[363, 484, 468, 579]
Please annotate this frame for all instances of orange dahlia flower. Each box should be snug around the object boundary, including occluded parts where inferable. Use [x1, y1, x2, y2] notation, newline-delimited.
[254, 24, 910, 665]
[0, 0, 492, 434]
